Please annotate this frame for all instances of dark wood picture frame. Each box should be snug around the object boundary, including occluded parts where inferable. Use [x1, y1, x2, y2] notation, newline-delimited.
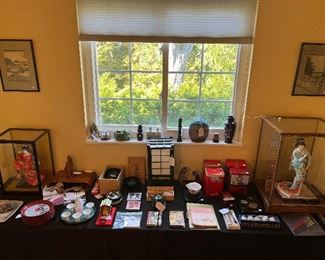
[127, 157, 146, 184]
[292, 42, 325, 96]
[0, 39, 40, 92]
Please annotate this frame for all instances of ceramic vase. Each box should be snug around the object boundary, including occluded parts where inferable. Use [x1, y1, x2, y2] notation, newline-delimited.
[224, 116, 236, 143]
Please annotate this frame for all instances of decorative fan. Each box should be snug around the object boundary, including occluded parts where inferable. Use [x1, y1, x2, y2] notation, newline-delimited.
[189, 120, 209, 142]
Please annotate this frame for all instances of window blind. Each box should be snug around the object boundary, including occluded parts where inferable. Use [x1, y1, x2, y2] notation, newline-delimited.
[77, 0, 257, 43]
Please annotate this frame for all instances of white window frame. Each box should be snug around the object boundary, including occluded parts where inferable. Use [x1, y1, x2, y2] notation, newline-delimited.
[80, 42, 252, 142]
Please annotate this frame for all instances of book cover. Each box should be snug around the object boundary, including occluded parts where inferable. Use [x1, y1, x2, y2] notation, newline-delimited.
[282, 214, 325, 236]
[169, 211, 185, 228]
[127, 192, 142, 201]
[146, 211, 162, 227]
[126, 200, 141, 211]
[186, 203, 219, 230]
[113, 211, 143, 229]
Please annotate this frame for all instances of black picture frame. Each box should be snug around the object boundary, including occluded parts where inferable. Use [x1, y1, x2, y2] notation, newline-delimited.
[292, 42, 325, 96]
[0, 39, 40, 92]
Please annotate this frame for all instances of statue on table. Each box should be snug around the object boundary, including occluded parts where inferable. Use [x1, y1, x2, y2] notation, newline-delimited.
[277, 138, 311, 197]
[64, 155, 74, 178]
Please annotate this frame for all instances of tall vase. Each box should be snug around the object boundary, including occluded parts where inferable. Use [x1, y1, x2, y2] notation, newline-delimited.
[224, 116, 236, 143]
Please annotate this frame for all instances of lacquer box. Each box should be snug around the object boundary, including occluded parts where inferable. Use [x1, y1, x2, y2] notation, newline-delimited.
[203, 167, 225, 197]
[225, 159, 250, 196]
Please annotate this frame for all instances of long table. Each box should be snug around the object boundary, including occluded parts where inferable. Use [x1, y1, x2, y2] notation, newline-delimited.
[1, 186, 324, 260]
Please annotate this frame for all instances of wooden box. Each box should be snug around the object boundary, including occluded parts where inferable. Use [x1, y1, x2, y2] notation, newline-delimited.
[99, 166, 124, 194]
[146, 186, 174, 201]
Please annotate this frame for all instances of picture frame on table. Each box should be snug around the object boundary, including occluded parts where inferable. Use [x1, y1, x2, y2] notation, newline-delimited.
[0, 39, 39, 92]
[127, 156, 146, 183]
[292, 42, 325, 96]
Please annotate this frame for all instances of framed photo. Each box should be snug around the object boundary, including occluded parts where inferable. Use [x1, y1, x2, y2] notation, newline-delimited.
[292, 43, 325, 96]
[127, 157, 146, 183]
[0, 40, 39, 92]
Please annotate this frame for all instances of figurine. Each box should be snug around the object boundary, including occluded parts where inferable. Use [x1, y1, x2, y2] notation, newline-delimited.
[177, 117, 182, 142]
[64, 155, 74, 178]
[289, 138, 311, 193]
[277, 138, 311, 197]
[14, 144, 40, 186]
[89, 122, 100, 140]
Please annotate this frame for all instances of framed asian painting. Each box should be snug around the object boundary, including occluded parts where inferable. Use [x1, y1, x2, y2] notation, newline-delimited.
[292, 43, 325, 96]
[0, 40, 40, 92]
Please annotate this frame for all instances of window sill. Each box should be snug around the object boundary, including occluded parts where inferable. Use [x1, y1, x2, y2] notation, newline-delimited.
[85, 138, 243, 147]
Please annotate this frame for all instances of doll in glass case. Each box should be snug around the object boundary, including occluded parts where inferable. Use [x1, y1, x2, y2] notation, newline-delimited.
[276, 138, 311, 198]
[14, 144, 40, 187]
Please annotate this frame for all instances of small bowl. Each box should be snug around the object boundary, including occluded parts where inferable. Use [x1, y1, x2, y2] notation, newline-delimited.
[186, 182, 202, 195]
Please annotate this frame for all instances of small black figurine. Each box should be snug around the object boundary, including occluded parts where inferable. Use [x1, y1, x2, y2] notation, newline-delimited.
[137, 125, 143, 141]
[224, 116, 236, 143]
[177, 117, 182, 142]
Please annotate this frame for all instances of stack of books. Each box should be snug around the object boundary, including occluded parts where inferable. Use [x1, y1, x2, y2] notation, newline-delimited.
[186, 203, 220, 230]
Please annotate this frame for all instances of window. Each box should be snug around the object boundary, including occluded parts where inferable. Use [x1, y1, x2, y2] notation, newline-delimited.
[77, 0, 256, 141]
[81, 41, 252, 140]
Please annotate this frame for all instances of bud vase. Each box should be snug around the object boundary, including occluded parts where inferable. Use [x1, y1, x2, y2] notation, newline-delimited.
[224, 116, 236, 143]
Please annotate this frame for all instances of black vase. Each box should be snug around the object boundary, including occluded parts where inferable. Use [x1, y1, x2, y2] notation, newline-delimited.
[137, 125, 143, 141]
[224, 116, 236, 143]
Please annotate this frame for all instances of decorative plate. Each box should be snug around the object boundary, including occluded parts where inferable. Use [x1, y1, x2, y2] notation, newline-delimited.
[20, 200, 55, 226]
[21, 200, 53, 218]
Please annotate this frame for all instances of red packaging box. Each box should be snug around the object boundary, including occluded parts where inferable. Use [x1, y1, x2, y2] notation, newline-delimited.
[203, 160, 222, 169]
[225, 159, 248, 169]
[203, 167, 225, 197]
[229, 168, 250, 186]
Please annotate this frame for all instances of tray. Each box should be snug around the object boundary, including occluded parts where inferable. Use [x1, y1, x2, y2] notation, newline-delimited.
[0, 200, 23, 223]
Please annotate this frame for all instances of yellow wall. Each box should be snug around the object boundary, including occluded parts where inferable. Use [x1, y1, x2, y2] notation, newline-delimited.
[0, 0, 324, 180]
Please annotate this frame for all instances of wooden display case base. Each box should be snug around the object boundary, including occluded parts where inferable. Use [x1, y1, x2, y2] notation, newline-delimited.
[255, 180, 325, 214]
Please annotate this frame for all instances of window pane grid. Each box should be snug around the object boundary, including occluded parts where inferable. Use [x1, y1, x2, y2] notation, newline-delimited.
[95, 42, 238, 129]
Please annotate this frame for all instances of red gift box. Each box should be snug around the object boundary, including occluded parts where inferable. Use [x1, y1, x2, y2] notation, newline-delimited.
[225, 159, 248, 169]
[203, 167, 225, 197]
[203, 160, 222, 169]
[229, 168, 249, 186]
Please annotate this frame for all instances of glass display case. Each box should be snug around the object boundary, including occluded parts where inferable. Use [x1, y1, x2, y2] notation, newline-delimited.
[254, 117, 325, 214]
[0, 128, 55, 195]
